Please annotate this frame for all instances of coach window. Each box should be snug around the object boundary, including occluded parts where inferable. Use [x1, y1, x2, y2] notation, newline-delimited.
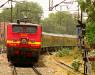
[26, 26, 37, 33]
[12, 26, 22, 32]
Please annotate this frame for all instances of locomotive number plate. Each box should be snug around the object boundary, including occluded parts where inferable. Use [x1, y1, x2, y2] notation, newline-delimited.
[20, 34, 27, 37]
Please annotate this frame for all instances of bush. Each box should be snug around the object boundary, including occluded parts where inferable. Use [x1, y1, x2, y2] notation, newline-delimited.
[71, 57, 81, 71]
[86, 22, 95, 47]
[88, 50, 95, 57]
[56, 48, 71, 57]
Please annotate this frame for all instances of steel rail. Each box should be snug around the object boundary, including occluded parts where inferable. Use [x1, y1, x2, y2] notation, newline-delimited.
[54, 58, 84, 75]
[32, 66, 42, 75]
[10, 64, 17, 75]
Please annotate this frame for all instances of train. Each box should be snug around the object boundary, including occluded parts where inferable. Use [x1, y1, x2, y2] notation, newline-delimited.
[5, 21, 78, 66]
[6, 22, 42, 65]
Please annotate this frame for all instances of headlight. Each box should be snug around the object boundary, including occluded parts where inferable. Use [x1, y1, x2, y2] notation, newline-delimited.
[21, 39, 27, 44]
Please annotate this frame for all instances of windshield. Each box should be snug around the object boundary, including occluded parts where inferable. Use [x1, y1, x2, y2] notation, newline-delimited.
[12, 25, 37, 33]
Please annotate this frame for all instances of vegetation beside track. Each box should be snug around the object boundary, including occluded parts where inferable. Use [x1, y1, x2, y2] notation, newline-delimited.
[55, 47, 83, 72]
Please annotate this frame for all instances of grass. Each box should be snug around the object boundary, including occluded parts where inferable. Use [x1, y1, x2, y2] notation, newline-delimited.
[56, 48, 72, 57]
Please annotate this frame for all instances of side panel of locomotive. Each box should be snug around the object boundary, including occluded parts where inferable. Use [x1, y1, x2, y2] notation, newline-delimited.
[6, 23, 42, 65]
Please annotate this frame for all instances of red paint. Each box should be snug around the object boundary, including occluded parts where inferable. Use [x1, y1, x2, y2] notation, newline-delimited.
[6, 23, 42, 49]
[6, 23, 42, 63]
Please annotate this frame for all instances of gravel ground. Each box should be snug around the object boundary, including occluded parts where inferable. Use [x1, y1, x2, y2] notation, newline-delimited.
[0, 53, 73, 75]
[0, 53, 40, 75]
[0, 54, 12, 75]
[37, 55, 73, 75]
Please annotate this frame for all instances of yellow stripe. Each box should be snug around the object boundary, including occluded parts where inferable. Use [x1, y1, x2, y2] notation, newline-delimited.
[7, 40, 41, 45]
[7, 40, 20, 44]
[28, 42, 41, 45]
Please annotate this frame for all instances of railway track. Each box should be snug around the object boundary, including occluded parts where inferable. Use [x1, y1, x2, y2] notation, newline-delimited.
[55, 60, 83, 75]
[0, 46, 79, 75]
[9, 64, 42, 75]
[0, 51, 84, 75]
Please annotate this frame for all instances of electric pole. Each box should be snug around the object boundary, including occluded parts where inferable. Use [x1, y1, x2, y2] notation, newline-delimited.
[49, 0, 53, 11]
[8, 0, 13, 22]
[11, 0, 13, 22]
[77, 3, 92, 75]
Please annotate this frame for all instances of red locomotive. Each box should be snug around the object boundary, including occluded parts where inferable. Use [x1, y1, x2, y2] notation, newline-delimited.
[6, 22, 42, 65]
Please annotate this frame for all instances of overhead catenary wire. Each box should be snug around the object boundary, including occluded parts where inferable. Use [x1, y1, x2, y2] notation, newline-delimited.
[0, 0, 9, 8]
[49, 0, 77, 11]
[0, 0, 23, 22]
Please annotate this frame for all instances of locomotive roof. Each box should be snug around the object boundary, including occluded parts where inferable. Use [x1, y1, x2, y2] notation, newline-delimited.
[9, 23, 41, 26]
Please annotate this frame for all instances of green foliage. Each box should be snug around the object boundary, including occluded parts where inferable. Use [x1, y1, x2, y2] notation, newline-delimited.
[56, 48, 71, 57]
[88, 50, 95, 57]
[78, 0, 95, 46]
[77, 0, 86, 11]
[71, 57, 81, 71]
[86, 22, 95, 45]
[41, 11, 77, 34]
[78, 0, 95, 21]
[0, 1, 43, 23]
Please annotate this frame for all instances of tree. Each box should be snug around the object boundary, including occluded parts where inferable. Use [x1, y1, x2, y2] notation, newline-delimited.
[78, 0, 95, 21]
[41, 11, 77, 34]
[0, 1, 43, 23]
[78, 0, 95, 46]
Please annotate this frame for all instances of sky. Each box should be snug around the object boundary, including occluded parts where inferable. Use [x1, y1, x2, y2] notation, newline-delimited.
[0, 0, 78, 18]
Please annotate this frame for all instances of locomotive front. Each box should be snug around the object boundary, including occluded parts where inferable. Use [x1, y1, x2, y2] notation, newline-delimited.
[6, 22, 42, 65]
